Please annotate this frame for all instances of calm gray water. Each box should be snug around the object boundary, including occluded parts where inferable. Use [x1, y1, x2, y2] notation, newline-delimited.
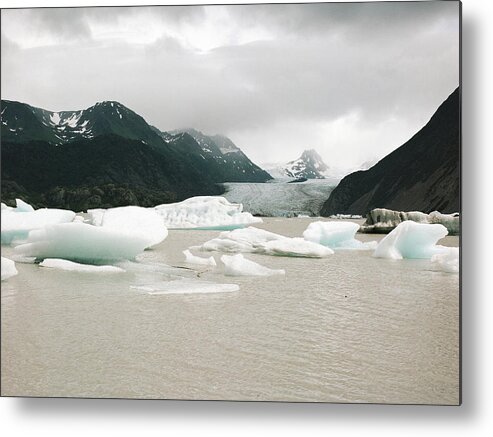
[1, 218, 459, 404]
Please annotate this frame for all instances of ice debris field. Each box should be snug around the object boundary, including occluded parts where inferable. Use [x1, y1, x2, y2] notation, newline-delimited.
[1, 198, 459, 290]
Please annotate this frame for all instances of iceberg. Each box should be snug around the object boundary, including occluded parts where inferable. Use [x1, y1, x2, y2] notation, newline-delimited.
[373, 221, 449, 260]
[361, 208, 459, 235]
[221, 254, 285, 276]
[183, 249, 217, 267]
[431, 247, 459, 273]
[261, 238, 334, 257]
[429, 211, 460, 235]
[14, 198, 35, 212]
[154, 196, 262, 230]
[199, 226, 333, 258]
[88, 206, 167, 248]
[39, 258, 125, 273]
[1, 256, 18, 281]
[303, 221, 376, 250]
[14, 222, 150, 263]
[131, 278, 239, 295]
[1, 207, 76, 245]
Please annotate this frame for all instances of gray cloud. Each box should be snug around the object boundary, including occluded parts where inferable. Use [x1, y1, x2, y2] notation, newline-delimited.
[1, 2, 459, 169]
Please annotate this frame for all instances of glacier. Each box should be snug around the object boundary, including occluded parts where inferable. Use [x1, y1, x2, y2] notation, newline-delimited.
[373, 221, 449, 260]
[199, 226, 333, 258]
[154, 196, 262, 230]
[1, 256, 18, 281]
[221, 253, 285, 277]
[39, 258, 125, 273]
[14, 222, 150, 263]
[88, 205, 167, 248]
[303, 221, 377, 250]
[183, 249, 217, 267]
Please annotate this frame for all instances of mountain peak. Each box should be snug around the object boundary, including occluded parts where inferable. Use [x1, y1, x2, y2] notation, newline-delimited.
[283, 148, 329, 179]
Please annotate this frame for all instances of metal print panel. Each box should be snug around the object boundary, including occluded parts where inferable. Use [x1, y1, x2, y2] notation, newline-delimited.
[0, 1, 461, 404]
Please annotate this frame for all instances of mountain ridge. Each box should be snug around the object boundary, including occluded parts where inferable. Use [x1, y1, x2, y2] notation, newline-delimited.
[1, 99, 271, 209]
[320, 87, 460, 215]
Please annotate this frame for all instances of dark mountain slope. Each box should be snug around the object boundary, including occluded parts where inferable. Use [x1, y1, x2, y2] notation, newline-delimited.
[1, 100, 168, 149]
[1, 134, 222, 211]
[1, 100, 275, 209]
[321, 87, 460, 216]
[166, 128, 272, 182]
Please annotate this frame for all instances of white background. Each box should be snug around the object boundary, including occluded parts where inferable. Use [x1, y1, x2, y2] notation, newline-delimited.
[0, 0, 491, 436]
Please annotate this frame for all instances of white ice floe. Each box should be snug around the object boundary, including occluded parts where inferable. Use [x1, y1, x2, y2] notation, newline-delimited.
[1, 256, 18, 281]
[39, 258, 125, 273]
[14, 222, 150, 262]
[88, 206, 167, 248]
[303, 221, 377, 250]
[131, 278, 239, 295]
[373, 221, 449, 260]
[199, 226, 333, 258]
[154, 196, 262, 230]
[221, 254, 285, 277]
[261, 238, 333, 257]
[183, 249, 217, 267]
[1, 207, 76, 245]
[431, 247, 459, 273]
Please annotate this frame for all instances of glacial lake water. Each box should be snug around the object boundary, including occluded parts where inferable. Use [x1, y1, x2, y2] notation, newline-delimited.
[1, 217, 459, 404]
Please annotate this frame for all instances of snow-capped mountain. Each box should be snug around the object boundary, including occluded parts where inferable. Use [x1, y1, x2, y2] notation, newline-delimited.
[284, 149, 329, 179]
[1, 100, 165, 148]
[265, 149, 331, 180]
[1, 99, 271, 209]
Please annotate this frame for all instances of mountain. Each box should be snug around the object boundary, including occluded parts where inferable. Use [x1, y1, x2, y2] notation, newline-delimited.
[1, 100, 270, 210]
[165, 128, 272, 183]
[264, 149, 340, 181]
[320, 87, 460, 216]
[284, 149, 329, 179]
[1, 100, 166, 148]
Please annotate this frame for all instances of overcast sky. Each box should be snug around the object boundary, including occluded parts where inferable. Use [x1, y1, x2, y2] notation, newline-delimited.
[1, 2, 459, 170]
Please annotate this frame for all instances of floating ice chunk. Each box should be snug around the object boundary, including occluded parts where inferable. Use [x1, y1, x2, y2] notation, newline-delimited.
[1, 203, 12, 211]
[14, 222, 150, 262]
[262, 238, 334, 257]
[431, 247, 459, 273]
[15, 199, 35, 212]
[154, 196, 262, 230]
[200, 226, 333, 258]
[328, 214, 363, 219]
[373, 221, 449, 260]
[429, 211, 460, 235]
[73, 215, 85, 223]
[183, 249, 217, 267]
[88, 206, 167, 248]
[131, 278, 239, 295]
[303, 221, 376, 250]
[361, 208, 459, 235]
[1, 256, 18, 281]
[221, 254, 285, 276]
[1, 208, 76, 245]
[39, 258, 125, 273]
